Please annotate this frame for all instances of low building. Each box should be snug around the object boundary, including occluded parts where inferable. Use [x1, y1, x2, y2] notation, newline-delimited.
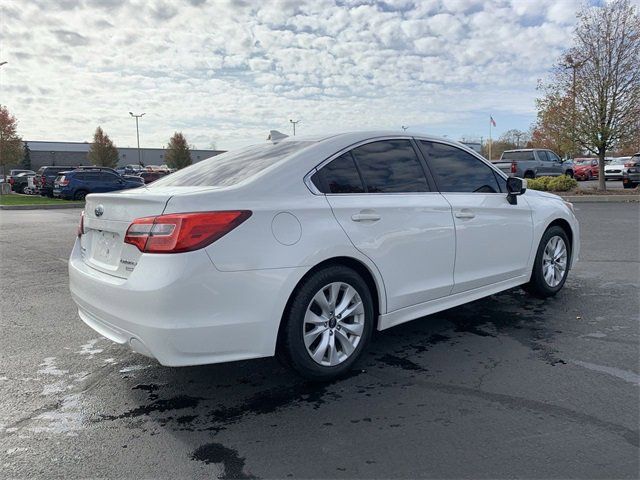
[25, 141, 224, 170]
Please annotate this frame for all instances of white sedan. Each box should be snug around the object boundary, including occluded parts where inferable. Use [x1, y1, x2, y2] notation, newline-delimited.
[69, 131, 580, 380]
[604, 157, 631, 180]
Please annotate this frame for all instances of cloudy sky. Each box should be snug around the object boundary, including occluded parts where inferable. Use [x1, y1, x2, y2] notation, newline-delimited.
[1, 0, 632, 150]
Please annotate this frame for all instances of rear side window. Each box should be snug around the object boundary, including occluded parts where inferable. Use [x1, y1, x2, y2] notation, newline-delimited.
[350, 140, 429, 193]
[420, 141, 500, 193]
[151, 141, 314, 188]
[314, 153, 364, 193]
[538, 151, 549, 161]
[501, 151, 535, 161]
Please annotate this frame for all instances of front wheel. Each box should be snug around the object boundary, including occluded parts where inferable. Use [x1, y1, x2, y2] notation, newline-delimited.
[279, 266, 374, 381]
[524, 226, 571, 298]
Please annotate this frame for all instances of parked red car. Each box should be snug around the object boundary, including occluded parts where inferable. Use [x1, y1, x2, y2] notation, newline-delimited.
[573, 158, 599, 180]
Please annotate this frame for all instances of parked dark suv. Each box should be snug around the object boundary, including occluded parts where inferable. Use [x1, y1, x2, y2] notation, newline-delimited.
[53, 168, 144, 200]
[35, 166, 77, 197]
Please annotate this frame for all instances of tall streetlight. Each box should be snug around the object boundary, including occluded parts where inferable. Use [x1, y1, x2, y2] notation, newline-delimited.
[564, 54, 586, 159]
[129, 112, 145, 166]
[289, 119, 300, 136]
[401, 125, 409, 131]
[514, 131, 522, 148]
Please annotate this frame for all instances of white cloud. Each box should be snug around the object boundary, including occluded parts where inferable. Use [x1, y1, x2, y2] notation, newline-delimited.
[0, 0, 594, 149]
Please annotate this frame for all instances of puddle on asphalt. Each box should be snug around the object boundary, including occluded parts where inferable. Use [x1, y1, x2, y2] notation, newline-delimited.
[191, 442, 256, 479]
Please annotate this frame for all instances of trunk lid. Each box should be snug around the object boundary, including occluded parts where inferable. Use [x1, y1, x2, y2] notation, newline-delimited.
[80, 187, 211, 278]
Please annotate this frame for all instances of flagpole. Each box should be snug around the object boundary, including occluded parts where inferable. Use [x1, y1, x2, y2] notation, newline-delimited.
[488, 115, 492, 161]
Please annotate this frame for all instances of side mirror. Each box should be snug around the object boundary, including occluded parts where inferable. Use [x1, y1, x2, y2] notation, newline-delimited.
[506, 177, 527, 205]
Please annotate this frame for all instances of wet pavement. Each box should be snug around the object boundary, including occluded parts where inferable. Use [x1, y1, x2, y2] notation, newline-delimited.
[1, 204, 638, 479]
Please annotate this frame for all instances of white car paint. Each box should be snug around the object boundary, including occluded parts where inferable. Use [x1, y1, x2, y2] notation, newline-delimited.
[604, 158, 631, 179]
[69, 131, 580, 367]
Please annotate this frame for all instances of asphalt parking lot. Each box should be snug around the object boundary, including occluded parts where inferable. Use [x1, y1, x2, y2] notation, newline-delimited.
[1, 204, 638, 479]
[577, 179, 625, 190]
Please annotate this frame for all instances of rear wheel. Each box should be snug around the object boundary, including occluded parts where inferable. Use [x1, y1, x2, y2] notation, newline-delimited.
[623, 180, 637, 189]
[524, 171, 535, 179]
[279, 266, 374, 381]
[74, 190, 88, 201]
[524, 226, 570, 298]
[565, 170, 573, 178]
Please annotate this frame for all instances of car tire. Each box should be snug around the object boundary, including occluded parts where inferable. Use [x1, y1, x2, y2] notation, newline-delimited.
[623, 181, 636, 189]
[524, 171, 535, 179]
[523, 226, 571, 298]
[565, 170, 573, 178]
[279, 265, 374, 381]
[73, 190, 88, 201]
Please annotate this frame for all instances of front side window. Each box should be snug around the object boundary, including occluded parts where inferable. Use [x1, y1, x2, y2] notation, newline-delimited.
[420, 141, 500, 193]
[350, 140, 429, 193]
[547, 151, 561, 162]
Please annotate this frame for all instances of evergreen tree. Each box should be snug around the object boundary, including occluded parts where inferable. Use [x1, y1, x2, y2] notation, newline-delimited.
[88, 126, 119, 168]
[21, 142, 31, 169]
[165, 132, 192, 170]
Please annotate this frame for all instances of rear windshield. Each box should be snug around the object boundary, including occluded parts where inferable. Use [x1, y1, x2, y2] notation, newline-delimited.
[150, 141, 314, 188]
[501, 151, 535, 161]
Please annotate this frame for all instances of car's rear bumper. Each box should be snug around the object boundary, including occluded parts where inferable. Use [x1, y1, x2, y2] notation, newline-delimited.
[68, 239, 306, 366]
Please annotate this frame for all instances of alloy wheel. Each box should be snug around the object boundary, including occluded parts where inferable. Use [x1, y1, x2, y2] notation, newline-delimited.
[542, 235, 568, 287]
[303, 281, 365, 367]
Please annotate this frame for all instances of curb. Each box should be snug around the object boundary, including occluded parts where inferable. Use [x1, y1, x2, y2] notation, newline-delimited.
[0, 203, 84, 210]
[560, 195, 639, 203]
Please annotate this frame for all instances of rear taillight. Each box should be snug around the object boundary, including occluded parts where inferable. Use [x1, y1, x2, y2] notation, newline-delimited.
[77, 211, 85, 237]
[59, 176, 69, 186]
[9, 178, 14, 185]
[124, 211, 252, 253]
[510, 161, 517, 173]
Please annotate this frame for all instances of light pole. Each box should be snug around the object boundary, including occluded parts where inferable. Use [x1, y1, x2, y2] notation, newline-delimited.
[401, 125, 409, 132]
[129, 112, 145, 166]
[289, 119, 300, 136]
[514, 132, 522, 149]
[564, 54, 586, 159]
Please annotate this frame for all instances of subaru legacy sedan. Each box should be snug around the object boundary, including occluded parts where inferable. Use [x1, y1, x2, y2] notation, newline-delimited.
[69, 132, 579, 380]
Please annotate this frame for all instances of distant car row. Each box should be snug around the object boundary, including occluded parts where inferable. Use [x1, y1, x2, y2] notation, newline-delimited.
[5, 164, 173, 198]
[492, 149, 639, 188]
[573, 155, 640, 187]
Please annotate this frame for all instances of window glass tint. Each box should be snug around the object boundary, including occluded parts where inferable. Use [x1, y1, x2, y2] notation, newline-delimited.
[73, 172, 87, 180]
[151, 141, 313, 188]
[420, 141, 500, 193]
[548, 151, 561, 162]
[316, 153, 364, 193]
[538, 151, 549, 161]
[100, 172, 119, 183]
[351, 140, 428, 193]
[501, 151, 534, 161]
[493, 171, 507, 193]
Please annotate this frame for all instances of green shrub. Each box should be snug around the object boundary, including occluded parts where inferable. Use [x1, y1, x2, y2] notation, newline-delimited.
[526, 176, 552, 191]
[548, 175, 578, 191]
[526, 175, 577, 192]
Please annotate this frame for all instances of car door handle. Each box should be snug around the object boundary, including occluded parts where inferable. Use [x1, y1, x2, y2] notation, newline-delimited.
[455, 210, 476, 219]
[351, 212, 381, 222]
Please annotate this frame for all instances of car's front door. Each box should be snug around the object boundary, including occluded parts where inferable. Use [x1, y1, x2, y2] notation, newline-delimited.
[314, 139, 456, 312]
[418, 141, 534, 294]
[546, 151, 564, 176]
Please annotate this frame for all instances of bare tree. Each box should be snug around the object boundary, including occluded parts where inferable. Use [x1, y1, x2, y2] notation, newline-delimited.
[550, 0, 640, 190]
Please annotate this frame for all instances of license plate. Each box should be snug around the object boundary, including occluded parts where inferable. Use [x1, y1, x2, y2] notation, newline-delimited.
[93, 231, 119, 264]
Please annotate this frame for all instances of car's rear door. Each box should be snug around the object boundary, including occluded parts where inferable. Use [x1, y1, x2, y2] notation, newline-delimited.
[418, 140, 533, 294]
[315, 138, 456, 312]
